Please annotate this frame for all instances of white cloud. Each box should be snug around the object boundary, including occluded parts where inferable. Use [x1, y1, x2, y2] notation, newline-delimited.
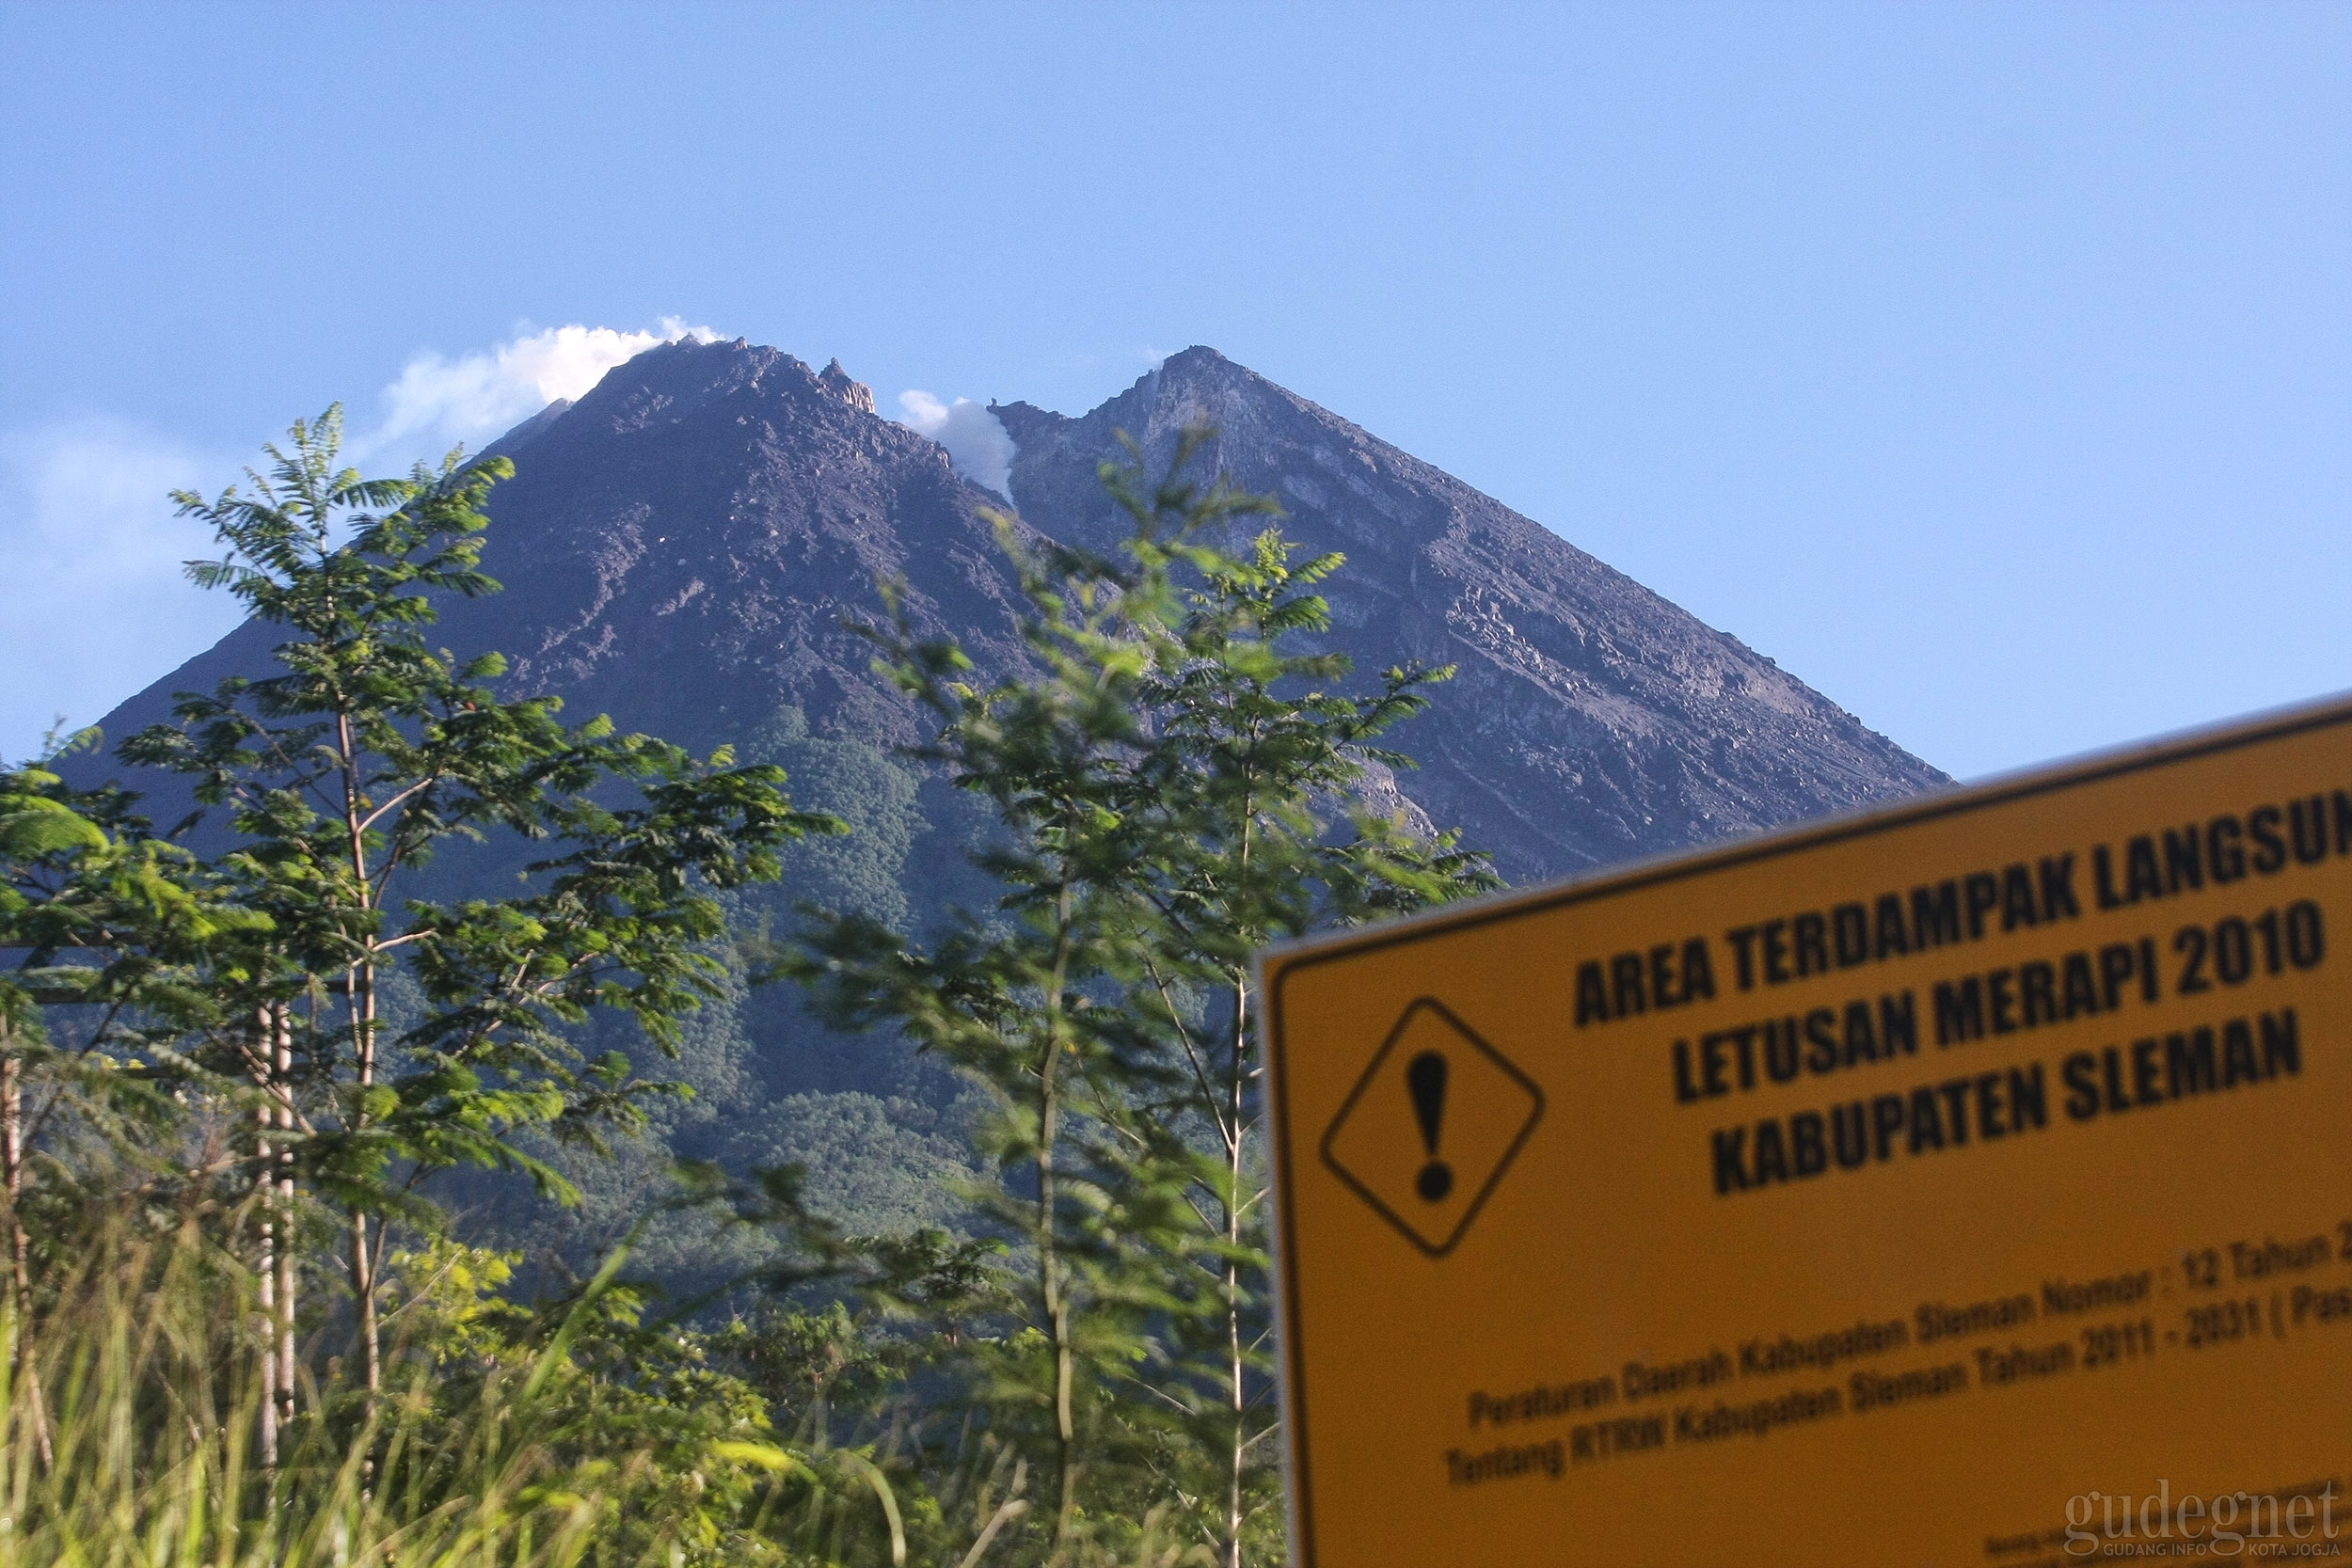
[896, 390, 1016, 499]
[0, 317, 723, 762]
[361, 316, 719, 462]
[0, 420, 243, 763]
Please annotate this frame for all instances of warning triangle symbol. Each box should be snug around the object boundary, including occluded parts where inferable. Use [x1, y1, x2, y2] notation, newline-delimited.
[1319, 998, 1544, 1258]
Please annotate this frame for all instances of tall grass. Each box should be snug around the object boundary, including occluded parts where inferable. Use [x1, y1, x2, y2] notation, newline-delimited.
[0, 1220, 676, 1568]
[0, 1221, 1219, 1568]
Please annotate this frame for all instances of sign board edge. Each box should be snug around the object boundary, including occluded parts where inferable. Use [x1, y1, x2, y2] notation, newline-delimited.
[1259, 688, 2352, 986]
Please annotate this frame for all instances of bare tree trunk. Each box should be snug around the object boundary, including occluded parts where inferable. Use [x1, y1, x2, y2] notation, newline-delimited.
[274, 1007, 295, 1433]
[1041, 879, 1078, 1560]
[257, 1117, 278, 1470]
[2, 1032, 53, 1471]
[1223, 967, 1253, 1568]
[349, 1212, 378, 1396]
[338, 711, 384, 1399]
[256, 1003, 295, 1466]
[344, 958, 381, 1394]
[1223, 810, 1258, 1568]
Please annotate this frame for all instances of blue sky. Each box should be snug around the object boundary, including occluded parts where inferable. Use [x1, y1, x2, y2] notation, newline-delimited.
[2, 2, 2344, 780]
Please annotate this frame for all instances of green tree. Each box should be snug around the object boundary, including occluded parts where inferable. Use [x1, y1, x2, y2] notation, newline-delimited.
[1119, 495, 1496, 1568]
[790, 429, 1494, 1564]
[792, 497, 1202, 1556]
[113, 407, 839, 1400]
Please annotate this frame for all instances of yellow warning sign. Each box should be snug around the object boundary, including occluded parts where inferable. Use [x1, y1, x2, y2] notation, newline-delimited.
[1260, 696, 2352, 1567]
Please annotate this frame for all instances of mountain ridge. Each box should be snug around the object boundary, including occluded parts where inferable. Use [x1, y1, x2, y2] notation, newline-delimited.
[80, 337, 1947, 880]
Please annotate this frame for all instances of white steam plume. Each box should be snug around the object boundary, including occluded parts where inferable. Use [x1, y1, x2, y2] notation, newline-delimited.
[363, 317, 719, 461]
[896, 391, 1016, 499]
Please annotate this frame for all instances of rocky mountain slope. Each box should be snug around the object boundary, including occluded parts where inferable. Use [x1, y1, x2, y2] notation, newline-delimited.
[997, 348, 1943, 880]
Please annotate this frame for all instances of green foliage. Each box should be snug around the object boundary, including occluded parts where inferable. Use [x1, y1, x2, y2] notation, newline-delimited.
[723, 1091, 987, 1239]
[117, 406, 838, 1185]
[738, 706, 929, 935]
[0, 759, 268, 1225]
[787, 427, 1497, 1564]
[0, 409, 1498, 1568]
[1101, 478, 1497, 1564]
[85, 406, 839, 1381]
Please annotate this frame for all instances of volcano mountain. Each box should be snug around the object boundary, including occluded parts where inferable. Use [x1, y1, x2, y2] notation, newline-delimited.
[77, 336, 1947, 1268]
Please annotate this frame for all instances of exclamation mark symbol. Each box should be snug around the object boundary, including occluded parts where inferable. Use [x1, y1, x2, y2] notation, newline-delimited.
[1408, 1051, 1453, 1202]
